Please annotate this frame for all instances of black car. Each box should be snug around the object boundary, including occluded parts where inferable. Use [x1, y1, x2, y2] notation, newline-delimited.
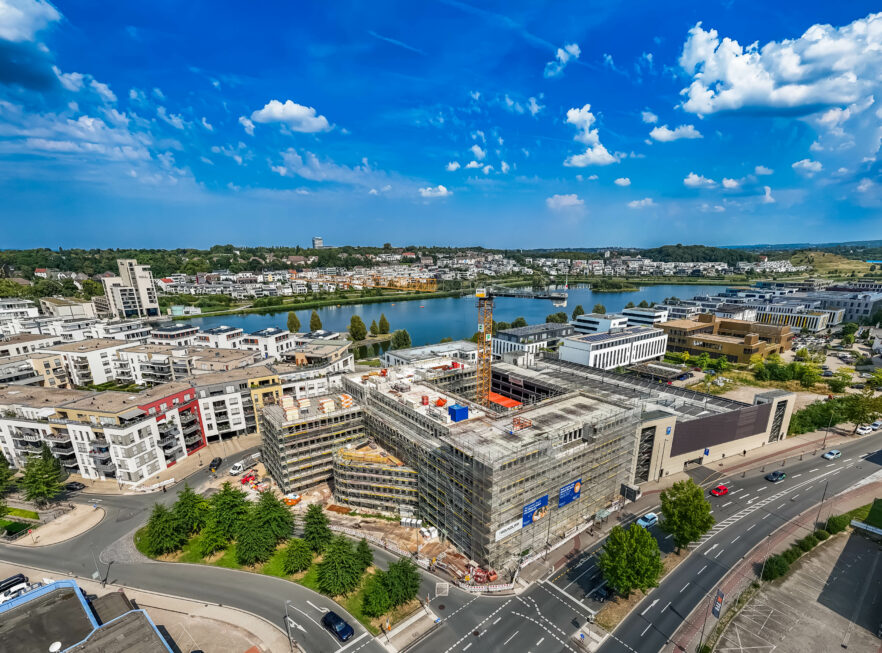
[65, 481, 85, 492]
[209, 457, 222, 471]
[765, 470, 786, 483]
[321, 610, 354, 641]
[0, 574, 27, 595]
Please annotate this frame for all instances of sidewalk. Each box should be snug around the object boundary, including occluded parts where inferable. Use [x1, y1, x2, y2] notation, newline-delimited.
[519, 426, 868, 584]
[7, 504, 105, 547]
[77, 433, 261, 495]
[0, 560, 293, 653]
[665, 477, 882, 653]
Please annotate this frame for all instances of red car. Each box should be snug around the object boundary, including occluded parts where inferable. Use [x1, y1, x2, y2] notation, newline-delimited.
[710, 485, 729, 497]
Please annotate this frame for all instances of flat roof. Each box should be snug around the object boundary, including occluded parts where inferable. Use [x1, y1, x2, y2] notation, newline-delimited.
[0, 582, 97, 653]
[40, 297, 92, 306]
[575, 312, 626, 320]
[1, 333, 57, 344]
[498, 323, 572, 337]
[0, 384, 92, 408]
[203, 325, 243, 334]
[46, 338, 127, 353]
[150, 323, 197, 333]
[67, 610, 172, 653]
[188, 363, 276, 387]
[251, 327, 288, 337]
[567, 326, 660, 343]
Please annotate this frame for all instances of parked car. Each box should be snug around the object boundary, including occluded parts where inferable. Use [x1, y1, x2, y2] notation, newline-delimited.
[636, 512, 658, 528]
[591, 584, 613, 602]
[857, 425, 873, 435]
[710, 484, 729, 497]
[229, 461, 245, 476]
[321, 611, 354, 641]
[765, 471, 786, 483]
[0, 581, 39, 606]
[0, 574, 27, 595]
[871, 421, 882, 430]
[65, 481, 85, 492]
[209, 457, 222, 471]
[821, 450, 842, 460]
[821, 371, 834, 377]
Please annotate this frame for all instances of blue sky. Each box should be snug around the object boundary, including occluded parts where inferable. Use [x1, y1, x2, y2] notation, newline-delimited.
[1, 0, 880, 249]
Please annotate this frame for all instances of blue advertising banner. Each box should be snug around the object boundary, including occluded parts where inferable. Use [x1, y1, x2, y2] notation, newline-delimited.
[522, 494, 549, 527]
[558, 478, 582, 508]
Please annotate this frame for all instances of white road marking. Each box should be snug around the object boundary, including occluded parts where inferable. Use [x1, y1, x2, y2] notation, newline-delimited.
[762, 513, 771, 520]
[715, 548, 725, 559]
[697, 565, 707, 575]
[306, 600, 325, 612]
[664, 534, 673, 540]
[463, 643, 473, 651]
[641, 599, 659, 616]
[729, 488, 742, 495]
[756, 487, 767, 492]
[502, 632, 519, 646]
[792, 474, 802, 478]
[721, 502, 732, 508]
[792, 494, 800, 500]
[680, 582, 690, 593]
[492, 617, 501, 625]
[809, 468, 819, 472]
[826, 463, 836, 467]
[536, 638, 544, 646]
[778, 504, 786, 509]
[641, 623, 652, 636]
[705, 544, 718, 555]
[731, 536, 740, 544]
[746, 524, 755, 531]
[338, 633, 368, 652]
[662, 601, 671, 613]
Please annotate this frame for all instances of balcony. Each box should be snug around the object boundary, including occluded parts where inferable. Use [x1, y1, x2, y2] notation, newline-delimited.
[95, 461, 116, 473]
[158, 432, 179, 448]
[184, 430, 203, 445]
[163, 446, 183, 460]
[91, 436, 109, 447]
[13, 428, 41, 442]
[45, 432, 70, 444]
[62, 459, 80, 470]
[180, 411, 197, 424]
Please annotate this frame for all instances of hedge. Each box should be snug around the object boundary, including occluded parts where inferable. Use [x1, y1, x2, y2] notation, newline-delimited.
[797, 535, 818, 552]
[826, 514, 850, 534]
[761, 555, 789, 581]
[814, 529, 830, 541]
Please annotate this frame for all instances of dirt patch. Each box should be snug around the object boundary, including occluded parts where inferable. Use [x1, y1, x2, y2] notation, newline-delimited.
[327, 505, 352, 514]
[595, 549, 688, 631]
[370, 598, 422, 633]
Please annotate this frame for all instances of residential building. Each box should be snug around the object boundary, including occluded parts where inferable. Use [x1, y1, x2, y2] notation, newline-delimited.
[148, 323, 200, 347]
[622, 306, 669, 327]
[712, 303, 757, 321]
[282, 338, 353, 372]
[0, 298, 39, 320]
[241, 327, 295, 359]
[92, 319, 151, 343]
[0, 352, 68, 388]
[0, 333, 63, 358]
[114, 344, 259, 385]
[43, 339, 132, 386]
[572, 312, 628, 334]
[99, 259, 160, 319]
[191, 365, 279, 441]
[312, 236, 324, 249]
[655, 303, 702, 321]
[491, 323, 575, 358]
[194, 325, 246, 349]
[39, 297, 97, 319]
[381, 340, 477, 366]
[262, 394, 365, 492]
[559, 327, 668, 370]
[332, 440, 418, 513]
[657, 314, 791, 363]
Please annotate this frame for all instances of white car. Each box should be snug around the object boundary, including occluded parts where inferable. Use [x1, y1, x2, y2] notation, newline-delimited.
[871, 421, 882, 431]
[229, 461, 245, 476]
[857, 425, 873, 435]
[821, 450, 841, 460]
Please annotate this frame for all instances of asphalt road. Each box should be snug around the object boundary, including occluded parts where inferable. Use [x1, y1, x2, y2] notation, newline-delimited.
[409, 430, 882, 653]
[0, 447, 477, 653]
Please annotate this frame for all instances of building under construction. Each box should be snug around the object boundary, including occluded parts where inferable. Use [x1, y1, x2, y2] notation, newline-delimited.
[341, 352, 794, 569]
[332, 440, 418, 513]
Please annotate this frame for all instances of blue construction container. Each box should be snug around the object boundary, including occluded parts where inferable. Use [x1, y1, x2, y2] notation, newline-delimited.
[448, 404, 469, 422]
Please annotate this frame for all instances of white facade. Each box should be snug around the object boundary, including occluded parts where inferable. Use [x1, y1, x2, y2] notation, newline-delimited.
[0, 334, 63, 357]
[197, 391, 248, 439]
[241, 328, 295, 360]
[44, 339, 132, 386]
[0, 299, 39, 320]
[559, 327, 668, 370]
[572, 313, 628, 334]
[39, 298, 97, 319]
[101, 259, 160, 319]
[92, 319, 151, 342]
[622, 306, 669, 327]
[195, 326, 245, 349]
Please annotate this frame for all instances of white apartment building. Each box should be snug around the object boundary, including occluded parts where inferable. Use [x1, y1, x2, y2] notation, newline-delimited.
[194, 325, 246, 349]
[241, 327, 295, 360]
[491, 323, 575, 357]
[39, 297, 97, 319]
[148, 323, 200, 347]
[622, 306, 669, 327]
[43, 338, 132, 386]
[100, 259, 160, 319]
[0, 334, 63, 358]
[92, 319, 151, 342]
[559, 327, 668, 370]
[655, 303, 702, 321]
[572, 312, 628, 334]
[0, 299, 39, 320]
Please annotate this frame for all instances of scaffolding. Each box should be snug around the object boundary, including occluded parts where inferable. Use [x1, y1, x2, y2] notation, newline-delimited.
[475, 289, 493, 406]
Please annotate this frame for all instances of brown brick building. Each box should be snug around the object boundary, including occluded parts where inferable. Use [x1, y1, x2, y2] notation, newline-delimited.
[656, 313, 792, 364]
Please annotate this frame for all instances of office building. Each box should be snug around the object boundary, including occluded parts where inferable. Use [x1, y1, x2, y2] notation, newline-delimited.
[491, 323, 574, 358]
[571, 312, 628, 334]
[559, 327, 668, 370]
[657, 314, 791, 363]
[99, 259, 160, 319]
[312, 236, 324, 249]
[622, 306, 669, 327]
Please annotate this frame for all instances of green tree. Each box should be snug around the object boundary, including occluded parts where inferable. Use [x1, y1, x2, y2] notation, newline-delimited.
[310, 310, 323, 331]
[303, 504, 332, 553]
[254, 490, 295, 544]
[592, 303, 606, 315]
[38, 442, 64, 484]
[843, 389, 882, 433]
[361, 570, 393, 617]
[316, 535, 363, 596]
[370, 319, 379, 336]
[659, 479, 715, 551]
[235, 508, 276, 567]
[799, 365, 821, 388]
[696, 352, 711, 370]
[390, 329, 412, 349]
[210, 482, 250, 540]
[597, 524, 664, 597]
[198, 514, 229, 557]
[378, 313, 390, 334]
[545, 312, 568, 323]
[0, 452, 15, 496]
[625, 301, 635, 309]
[287, 312, 301, 333]
[281, 537, 314, 574]
[172, 484, 210, 535]
[356, 538, 373, 571]
[349, 315, 367, 341]
[20, 452, 63, 506]
[143, 503, 187, 556]
[571, 305, 585, 320]
[511, 316, 527, 328]
[385, 558, 421, 607]
[638, 299, 650, 308]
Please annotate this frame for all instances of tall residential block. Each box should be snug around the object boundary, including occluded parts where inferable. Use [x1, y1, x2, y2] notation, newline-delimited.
[99, 259, 160, 319]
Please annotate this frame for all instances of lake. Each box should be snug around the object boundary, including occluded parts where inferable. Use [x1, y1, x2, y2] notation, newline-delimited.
[185, 283, 727, 346]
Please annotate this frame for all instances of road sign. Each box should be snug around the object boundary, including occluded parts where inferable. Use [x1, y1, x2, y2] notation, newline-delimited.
[712, 589, 724, 618]
[704, 448, 710, 456]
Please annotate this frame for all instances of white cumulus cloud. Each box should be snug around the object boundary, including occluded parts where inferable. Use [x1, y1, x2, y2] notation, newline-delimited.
[544, 43, 581, 78]
[238, 116, 255, 135]
[857, 178, 875, 192]
[761, 186, 776, 203]
[614, 177, 631, 187]
[722, 178, 740, 189]
[251, 99, 332, 133]
[792, 158, 822, 175]
[470, 144, 486, 160]
[754, 165, 773, 175]
[465, 160, 481, 169]
[628, 197, 656, 209]
[0, 0, 60, 42]
[649, 124, 702, 142]
[683, 172, 716, 188]
[564, 104, 618, 167]
[546, 194, 584, 211]
[500, 161, 510, 174]
[641, 110, 658, 124]
[419, 184, 452, 198]
[446, 161, 461, 171]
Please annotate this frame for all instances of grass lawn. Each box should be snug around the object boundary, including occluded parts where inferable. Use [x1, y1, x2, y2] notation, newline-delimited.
[178, 535, 205, 563]
[863, 499, 882, 529]
[133, 527, 149, 555]
[211, 545, 239, 568]
[261, 548, 289, 578]
[846, 502, 873, 524]
[6, 507, 39, 520]
[791, 251, 871, 276]
[0, 519, 31, 535]
[297, 564, 321, 592]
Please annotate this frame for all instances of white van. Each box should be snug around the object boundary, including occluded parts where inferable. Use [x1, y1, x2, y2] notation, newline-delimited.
[229, 461, 245, 476]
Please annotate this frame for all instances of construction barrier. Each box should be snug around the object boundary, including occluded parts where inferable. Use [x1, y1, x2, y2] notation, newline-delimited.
[455, 581, 515, 593]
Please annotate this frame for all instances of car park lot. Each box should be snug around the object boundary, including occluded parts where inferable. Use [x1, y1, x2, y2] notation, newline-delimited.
[716, 533, 882, 653]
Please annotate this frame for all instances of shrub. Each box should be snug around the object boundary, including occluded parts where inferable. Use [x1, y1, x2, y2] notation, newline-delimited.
[797, 535, 818, 552]
[762, 555, 789, 581]
[782, 547, 801, 564]
[826, 514, 850, 534]
[814, 529, 830, 541]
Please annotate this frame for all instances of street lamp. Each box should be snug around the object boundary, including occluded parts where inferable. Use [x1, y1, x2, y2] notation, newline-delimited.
[283, 600, 295, 653]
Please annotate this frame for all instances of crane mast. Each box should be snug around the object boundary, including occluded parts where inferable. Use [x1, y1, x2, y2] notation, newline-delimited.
[475, 288, 494, 406]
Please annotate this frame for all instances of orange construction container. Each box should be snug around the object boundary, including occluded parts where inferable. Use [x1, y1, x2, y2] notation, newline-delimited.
[435, 398, 447, 407]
